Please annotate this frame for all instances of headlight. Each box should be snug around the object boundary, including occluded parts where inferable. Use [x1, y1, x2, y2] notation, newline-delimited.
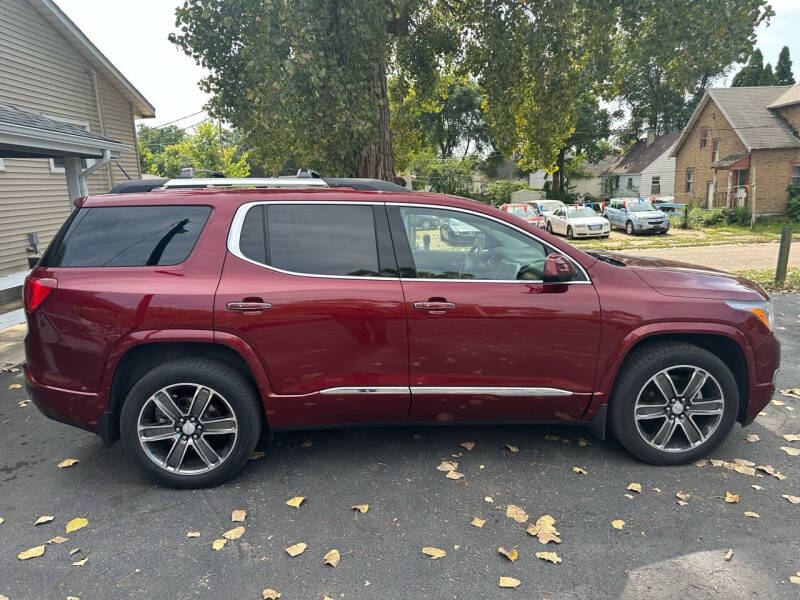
[724, 299, 774, 331]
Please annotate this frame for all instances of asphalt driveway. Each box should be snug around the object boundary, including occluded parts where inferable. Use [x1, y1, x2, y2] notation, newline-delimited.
[1, 295, 799, 600]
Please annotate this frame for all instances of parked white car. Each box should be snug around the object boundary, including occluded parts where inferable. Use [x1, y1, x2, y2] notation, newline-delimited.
[529, 199, 566, 217]
[545, 206, 610, 239]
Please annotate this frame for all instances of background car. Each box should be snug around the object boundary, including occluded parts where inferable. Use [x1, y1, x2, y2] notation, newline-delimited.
[531, 199, 566, 217]
[499, 202, 545, 228]
[604, 199, 670, 235]
[545, 205, 611, 239]
[406, 213, 440, 229]
[440, 216, 481, 245]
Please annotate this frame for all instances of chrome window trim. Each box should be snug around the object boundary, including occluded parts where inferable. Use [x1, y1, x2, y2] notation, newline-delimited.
[317, 386, 573, 397]
[227, 200, 592, 284]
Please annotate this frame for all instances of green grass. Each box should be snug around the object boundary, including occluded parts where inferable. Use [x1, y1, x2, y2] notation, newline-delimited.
[732, 267, 800, 292]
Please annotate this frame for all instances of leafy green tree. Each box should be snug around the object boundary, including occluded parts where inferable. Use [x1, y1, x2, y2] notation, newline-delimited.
[617, 1, 772, 135]
[137, 124, 186, 175]
[171, 1, 459, 180]
[480, 180, 529, 206]
[760, 63, 778, 86]
[732, 48, 765, 86]
[409, 148, 477, 196]
[776, 46, 795, 85]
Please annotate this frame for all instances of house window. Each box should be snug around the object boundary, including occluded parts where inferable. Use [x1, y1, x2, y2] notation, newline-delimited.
[711, 139, 720, 163]
[700, 129, 708, 149]
[651, 176, 661, 195]
[792, 165, 800, 186]
[627, 177, 633, 189]
[45, 115, 95, 173]
[735, 169, 747, 187]
[685, 168, 694, 193]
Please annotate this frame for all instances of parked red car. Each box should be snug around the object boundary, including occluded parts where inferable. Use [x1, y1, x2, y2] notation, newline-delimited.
[499, 202, 545, 228]
[24, 184, 779, 487]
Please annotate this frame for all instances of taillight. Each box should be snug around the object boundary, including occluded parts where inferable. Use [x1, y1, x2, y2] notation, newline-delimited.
[24, 277, 57, 312]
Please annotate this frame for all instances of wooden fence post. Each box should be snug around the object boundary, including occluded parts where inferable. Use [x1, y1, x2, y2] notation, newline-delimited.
[775, 225, 792, 288]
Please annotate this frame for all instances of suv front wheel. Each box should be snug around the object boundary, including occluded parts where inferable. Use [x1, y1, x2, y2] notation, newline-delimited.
[609, 342, 738, 465]
[120, 358, 262, 488]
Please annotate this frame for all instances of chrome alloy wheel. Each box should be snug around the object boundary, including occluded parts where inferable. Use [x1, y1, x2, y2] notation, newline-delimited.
[633, 365, 725, 453]
[137, 383, 238, 475]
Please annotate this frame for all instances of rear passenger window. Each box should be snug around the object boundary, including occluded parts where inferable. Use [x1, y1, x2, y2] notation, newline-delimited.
[236, 204, 393, 277]
[43, 205, 211, 267]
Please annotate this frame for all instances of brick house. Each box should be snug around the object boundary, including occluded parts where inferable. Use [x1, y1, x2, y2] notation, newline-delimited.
[670, 85, 800, 214]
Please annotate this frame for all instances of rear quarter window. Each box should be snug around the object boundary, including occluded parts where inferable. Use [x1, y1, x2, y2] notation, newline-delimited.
[41, 205, 211, 267]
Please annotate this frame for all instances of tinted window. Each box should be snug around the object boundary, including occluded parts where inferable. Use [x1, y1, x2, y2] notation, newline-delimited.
[266, 204, 381, 277]
[44, 205, 211, 267]
[239, 205, 267, 264]
[395, 206, 549, 280]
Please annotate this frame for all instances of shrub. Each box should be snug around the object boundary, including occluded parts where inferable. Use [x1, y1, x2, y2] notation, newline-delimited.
[481, 180, 530, 206]
[684, 206, 753, 228]
[788, 184, 800, 221]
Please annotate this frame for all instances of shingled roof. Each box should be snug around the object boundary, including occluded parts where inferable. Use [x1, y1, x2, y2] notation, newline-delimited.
[603, 132, 680, 176]
[671, 85, 800, 156]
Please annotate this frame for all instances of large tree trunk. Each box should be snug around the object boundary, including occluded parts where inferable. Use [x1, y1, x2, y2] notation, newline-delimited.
[552, 148, 566, 195]
[355, 60, 396, 181]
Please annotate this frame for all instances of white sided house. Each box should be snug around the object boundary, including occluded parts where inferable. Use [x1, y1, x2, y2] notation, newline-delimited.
[602, 131, 679, 200]
[0, 0, 154, 324]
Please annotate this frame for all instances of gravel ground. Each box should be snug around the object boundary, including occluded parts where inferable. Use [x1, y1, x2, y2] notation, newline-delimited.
[0, 295, 798, 600]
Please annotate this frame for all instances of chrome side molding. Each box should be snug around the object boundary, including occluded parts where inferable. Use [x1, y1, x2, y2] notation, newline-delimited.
[318, 386, 573, 397]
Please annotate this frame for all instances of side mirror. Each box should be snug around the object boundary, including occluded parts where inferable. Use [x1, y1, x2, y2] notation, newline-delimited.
[543, 253, 577, 283]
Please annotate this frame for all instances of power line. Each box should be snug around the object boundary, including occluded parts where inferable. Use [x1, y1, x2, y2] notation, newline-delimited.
[152, 110, 208, 129]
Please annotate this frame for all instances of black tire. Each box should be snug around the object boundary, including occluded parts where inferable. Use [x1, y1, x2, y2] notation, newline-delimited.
[608, 342, 739, 465]
[566, 226, 574, 239]
[120, 358, 262, 488]
[625, 220, 635, 235]
[546, 222, 553, 234]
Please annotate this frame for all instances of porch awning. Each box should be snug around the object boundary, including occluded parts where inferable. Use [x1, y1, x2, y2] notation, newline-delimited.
[711, 153, 750, 170]
[0, 103, 130, 159]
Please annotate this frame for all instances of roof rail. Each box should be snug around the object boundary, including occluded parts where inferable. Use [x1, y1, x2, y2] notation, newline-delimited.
[161, 177, 329, 189]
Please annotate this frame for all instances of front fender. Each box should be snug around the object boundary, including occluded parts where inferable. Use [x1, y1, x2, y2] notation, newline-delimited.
[584, 321, 755, 420]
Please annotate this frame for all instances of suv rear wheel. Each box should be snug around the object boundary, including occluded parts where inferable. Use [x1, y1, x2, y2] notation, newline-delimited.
[120, 358, 262, 488]
[609, 342, 738, 465]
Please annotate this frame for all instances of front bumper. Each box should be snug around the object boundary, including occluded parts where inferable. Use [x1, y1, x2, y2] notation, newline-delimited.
[23, 363, 106, 435]
[633, 221, 670, 232]
[573, 227, 610, 238]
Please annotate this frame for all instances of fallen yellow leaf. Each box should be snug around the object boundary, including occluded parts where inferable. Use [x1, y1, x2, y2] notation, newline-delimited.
[484, 496, 494, 503]
[746, 434, 760, 442]
[536, 551, 562, 564]
[262, 589, 281, 600]
[57, 458, 79, 469]
[223, 526, 245, 540]
[186, 531, 200, 538]
[470, 516, 485, 528]
[324, 548, 340, 567]
[780, 446, 800, 456]
[231, 509, 247, 522]
[782, 494, 800, 504]
[0, 516, 3, 524]
[47, 536, 68, 544]
[212, 538, 227, 550]
[69, 548, 81, 556]
[34, 515, 54, 526]
[790, 572, 800, 585]
[627, 483, 642, 493]
[8, 383, 21, 390]
[724, 548, 733, 561]
[72, 556, 88, 567]
[725, 492, 739, 503]
[526, 514, 561, 544]
[572, 466, 587, 475]
[250, 451, 265, 460]
[498, 546, 518, 562]
[756, 465, 786, 480]
[65, 517, 88, 534]
[611, 519, 625, 530]
[578, 438, 591, 447]
[437, 460, 458, 472]
[752, 485, 764, 491]
[780, 388, 800, 399]
[286, 496, 305, 508]
[301, 439, 312, 448]
[286, 542, 307, 557]
[783, 434, 800, 442]
[694, 459, 709, 467]
[18, 545, 45, 560]
[505, 504, 528, 523]
[744, 511, 759, 518]
[422, 546, 446, 559]
[676, 492, 690, 502]
[772, 399, 786, 406]
[498, 576, 520, 588]
[504, 444, 519, 453]
[351, 504, 369, 513]
[460, 441, 475, 451]
[676, 500, 688, 506]
[445, 470, 465, 480]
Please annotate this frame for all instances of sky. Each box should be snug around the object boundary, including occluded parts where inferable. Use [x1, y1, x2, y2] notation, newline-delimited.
[56, 0, 800, 130]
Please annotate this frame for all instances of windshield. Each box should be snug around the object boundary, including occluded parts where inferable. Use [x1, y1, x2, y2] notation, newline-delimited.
[539, 201, 563, 211]
[627, 201, 656, 212]
[507, 205, 528, 217]
[566, 207, 598, 218]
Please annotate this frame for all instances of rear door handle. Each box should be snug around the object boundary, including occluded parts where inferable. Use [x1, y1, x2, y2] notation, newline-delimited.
[226, 301, 272, 312]
[413, 301, 455, 314]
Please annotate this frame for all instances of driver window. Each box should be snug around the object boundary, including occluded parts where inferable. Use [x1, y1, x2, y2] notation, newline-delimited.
[396, 206, 548, 280]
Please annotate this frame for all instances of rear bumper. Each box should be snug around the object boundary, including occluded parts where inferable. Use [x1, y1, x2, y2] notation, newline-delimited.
[23, 363, 107, 436]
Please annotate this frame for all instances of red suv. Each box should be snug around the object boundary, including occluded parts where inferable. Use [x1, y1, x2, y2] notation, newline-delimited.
[23, 184, 779, 487]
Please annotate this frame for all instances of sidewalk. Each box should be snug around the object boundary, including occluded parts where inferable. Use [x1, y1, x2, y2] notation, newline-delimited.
[0, 322, 25, 368]
[628, 240, 799, 272]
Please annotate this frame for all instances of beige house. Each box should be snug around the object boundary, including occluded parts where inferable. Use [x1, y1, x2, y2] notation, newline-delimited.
[670, 85, 800, 215]
[0, 0, 154, 314]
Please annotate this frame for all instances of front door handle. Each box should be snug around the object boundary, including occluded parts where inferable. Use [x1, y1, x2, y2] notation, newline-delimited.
[226, 301, 272, 312]
[413, 301, 455, 314]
